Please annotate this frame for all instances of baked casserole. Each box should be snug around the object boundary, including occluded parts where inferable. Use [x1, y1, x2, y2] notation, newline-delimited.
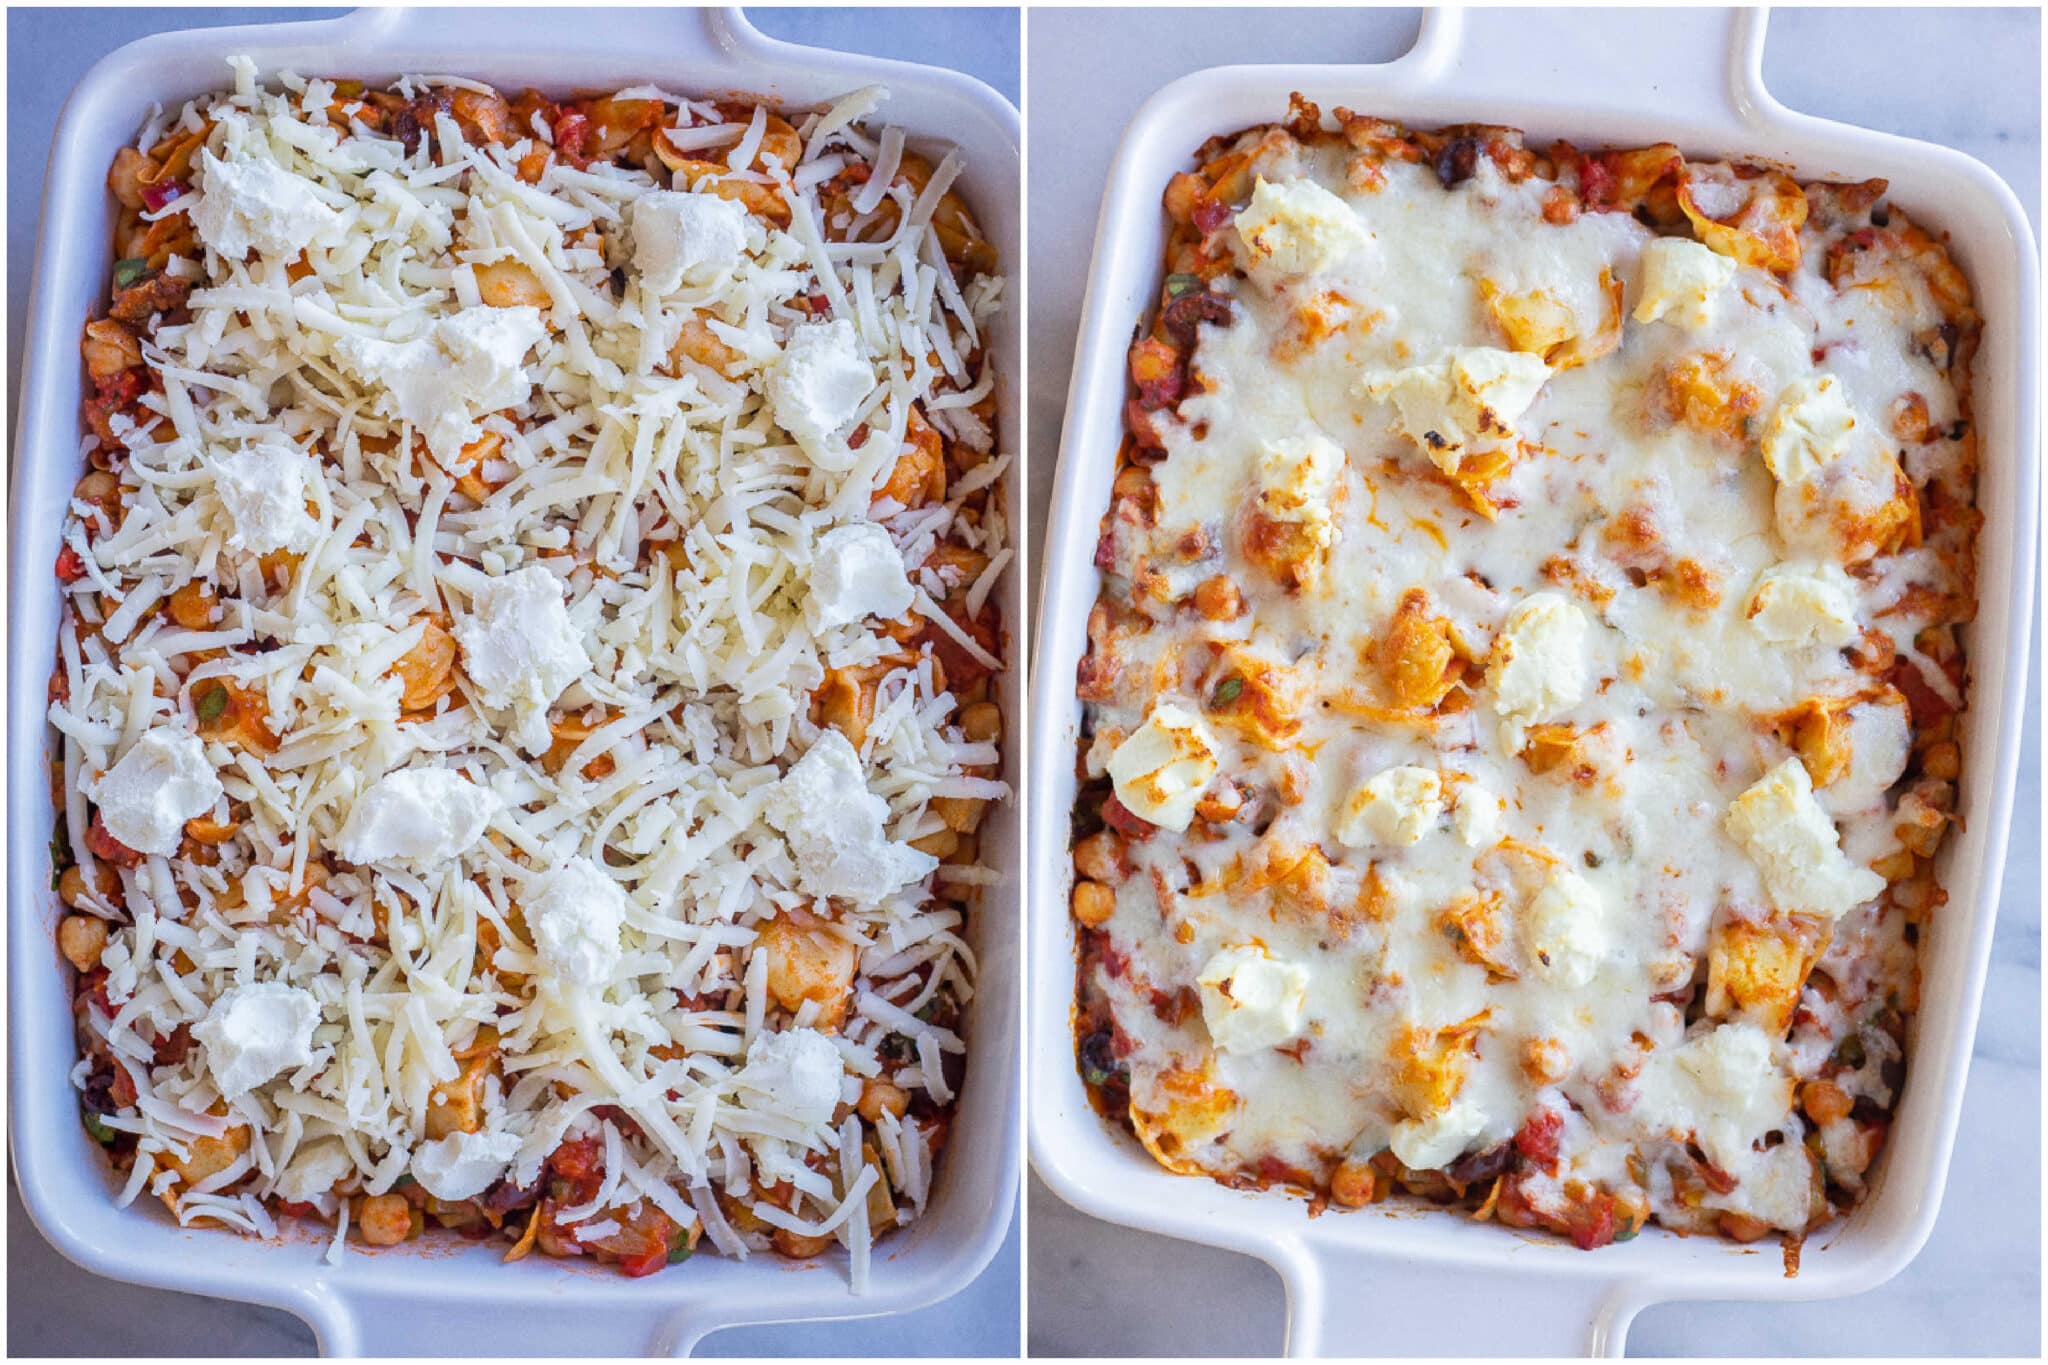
[1071, 97, 1977, 1261]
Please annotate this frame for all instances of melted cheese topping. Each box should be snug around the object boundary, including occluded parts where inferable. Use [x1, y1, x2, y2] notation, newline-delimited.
[1077, 116, 1976, 1246]
[55, 63, 1008, 1285]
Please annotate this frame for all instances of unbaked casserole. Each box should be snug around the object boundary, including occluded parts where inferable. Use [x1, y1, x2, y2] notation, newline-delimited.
[50, 57, 1008, 1285]
[1071, 97, 1978, 1262]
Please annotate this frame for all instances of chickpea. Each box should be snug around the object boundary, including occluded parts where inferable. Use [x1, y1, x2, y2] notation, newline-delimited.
[858, 1078, 911, 1123]
[73, 470, 122, 522]
[1330, 1159, 1380, 1208]
[166, 580, 219, 630]
[57, 862, 120, 910]
[960, 701, 1002, 744]
[1922, 740, 1960, 781]
[1193, 574, 1243, 621]
[931, 795, 986, 836]
[1800, 1079, 1854, 1127]
[910, 827, 958, 860]
[1717, 1211, 1771, 1243]
[81, 319, 142, 379]
[58, 914, 110, 971]
[758, 917, 858, 1027]
[107, 147, 150, 210]
[669, 316, 743, 377]
[1072, 880, 1116, 927]
[771, 1227, 835, 1259]
[357, 1192, 414, 1246]
[473, 258, 550, 309]
[1072, 829, 1124, 883]
[1521, 1037, 1571, 1087]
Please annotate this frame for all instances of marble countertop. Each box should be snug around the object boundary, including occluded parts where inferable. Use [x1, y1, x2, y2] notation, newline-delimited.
[3, 7, 1019, 1357]
[1025, 7, 2040, 1357]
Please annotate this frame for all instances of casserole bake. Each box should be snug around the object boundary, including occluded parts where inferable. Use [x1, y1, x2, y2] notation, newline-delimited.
[13, 8, 1020, 1354]
[55, 57, 1004, 1282]
[1029, 8, 2035, 1355]
[1071, 101, 1976, 1263]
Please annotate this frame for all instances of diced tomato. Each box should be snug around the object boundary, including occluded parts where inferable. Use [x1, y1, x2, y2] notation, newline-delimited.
[550, 110, 592, 168]
[276, 1199, 320, 1219]
[109, 1061, 138, 1109]
[1889, 656, 1956, 725]
[544, 1132, 605, 1209]
[1576, 155, 1615, 210]
[1565, 1190, 1619, 1250]
[55, 545, 87, 583]
[1099, 795, 1157, 840]
[1513, 1108, 1563, 1175]
[590, 1204, 681, 1278]
[85, 812, 142, 867]
[140, 179, 186, 214]
[1191, 199, 1232, 235]
[1125, 399, 1167, 451]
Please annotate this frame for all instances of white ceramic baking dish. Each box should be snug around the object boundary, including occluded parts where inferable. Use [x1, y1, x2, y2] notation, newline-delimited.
[1026, 6, 2038, 1355]
[9, 7, 1020, 1355]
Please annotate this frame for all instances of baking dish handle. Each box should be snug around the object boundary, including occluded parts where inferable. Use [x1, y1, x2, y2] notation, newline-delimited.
[1278, 1242, 1645, 1358]
[1409, 6, 1769, 126]
[335, 5, 744, 57]
[294, 1287, 711, 1357]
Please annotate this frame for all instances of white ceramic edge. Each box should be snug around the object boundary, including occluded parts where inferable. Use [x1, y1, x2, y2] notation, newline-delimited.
[7, 6, 1022, 1357]
[1025, 5, 2039, 1357]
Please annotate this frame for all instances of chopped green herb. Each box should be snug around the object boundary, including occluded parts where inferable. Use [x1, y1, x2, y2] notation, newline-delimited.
[112, 258, 147, 289]
[1164, 273, 1202, 299]
[82, 1111, 116, 1145]
[1210, 676, 1244, 708]
[196, 683, 228, 723]
[1832, 1035, 1867, 1070]
[667, 1231, 695, 1264]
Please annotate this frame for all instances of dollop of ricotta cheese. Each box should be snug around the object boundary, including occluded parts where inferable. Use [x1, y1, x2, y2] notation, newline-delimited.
[1336, 764, 1444, 848]
[736, 1027, 846, 1127]
[767, 320, 875, 470]
[92, 727, 224, 857]
[452, 565, 589, 751]
[807, 523, 914, 630]
[528, 856, 629, 988]
[631, 190, 750, 293]
[333, 767, 499, 867]
[1723, 757, 1886, 920]
[1388, 1098, 1492, 1171]
[1486, 591, 1591, 742]
[1524, 869, 1610, 987]
[191, 148, 341, 260]
[1195, 944, 1310, 1054]
[1360, 347, 1553, 475]
[762, 730, 938, 905]
[333, 305, 546, 461]
[1760, 375, 1858, 484]
[193, 981, 322, 1098]
[209, 438, 322, 554]
[1746, 560, 1861, 647]
[1232, 176, 1371, 282]
[1632, 237, 1737, 330]
[1105, 704, 1219, 833]
[412, 1127, 524, 1201]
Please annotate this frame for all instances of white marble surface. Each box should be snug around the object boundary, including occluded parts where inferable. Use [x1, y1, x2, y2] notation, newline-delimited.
[1025, 7, 2040, 1357]
[3, 6, 1019, 1357]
